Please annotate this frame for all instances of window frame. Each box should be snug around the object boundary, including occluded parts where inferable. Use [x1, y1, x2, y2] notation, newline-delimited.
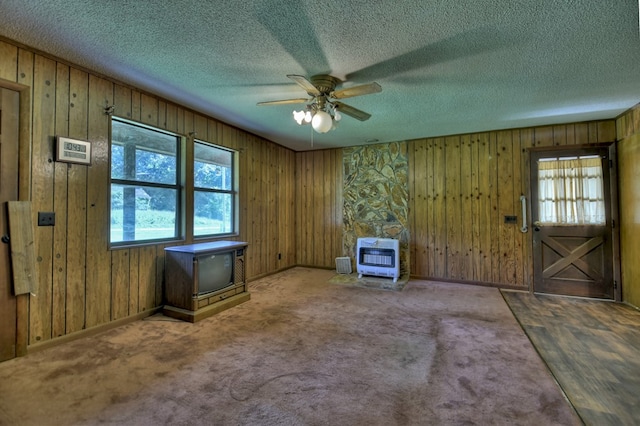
[109, 116, 183, 248]
[192, 139, 238, 239]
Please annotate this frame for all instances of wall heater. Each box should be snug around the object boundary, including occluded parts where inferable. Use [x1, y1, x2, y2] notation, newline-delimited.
[356, 238, 400, 282]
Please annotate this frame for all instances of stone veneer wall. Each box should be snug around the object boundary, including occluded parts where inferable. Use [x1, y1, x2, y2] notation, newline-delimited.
[343, 142, 410, 277]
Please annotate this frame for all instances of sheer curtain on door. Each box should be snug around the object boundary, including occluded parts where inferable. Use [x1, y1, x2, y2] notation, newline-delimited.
[537, 156, 605, 225]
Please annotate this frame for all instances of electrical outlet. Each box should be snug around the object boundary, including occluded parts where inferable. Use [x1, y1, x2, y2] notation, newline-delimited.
[38, 212, 55, 226]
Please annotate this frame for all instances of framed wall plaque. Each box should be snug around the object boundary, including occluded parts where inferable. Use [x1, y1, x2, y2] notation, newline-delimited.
[56, 136, 91, 165]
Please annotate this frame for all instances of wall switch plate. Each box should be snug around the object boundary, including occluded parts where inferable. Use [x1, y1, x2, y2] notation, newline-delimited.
[504, 215, 517, 224]
[38, 212, 55, 226]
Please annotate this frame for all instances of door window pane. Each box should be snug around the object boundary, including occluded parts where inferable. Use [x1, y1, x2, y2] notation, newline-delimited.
[538, 156, 605, 225]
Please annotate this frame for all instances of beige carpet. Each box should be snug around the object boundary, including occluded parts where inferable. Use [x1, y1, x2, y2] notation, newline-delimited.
[0, 267, 580, 425]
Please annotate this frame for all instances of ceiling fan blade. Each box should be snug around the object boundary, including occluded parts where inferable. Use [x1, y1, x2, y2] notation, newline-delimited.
[331, 82, 382, 99]
[257, 98, 309, 106]
[334, 101, 372, 121]
[287, 74, 321, 96]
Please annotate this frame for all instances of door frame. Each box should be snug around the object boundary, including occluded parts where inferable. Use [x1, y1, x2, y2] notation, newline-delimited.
[0, 78, 32, 357]
[527, 142, 621, 301]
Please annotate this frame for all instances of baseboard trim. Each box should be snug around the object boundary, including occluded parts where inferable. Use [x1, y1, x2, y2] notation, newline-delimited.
[26, 307, 162, 355]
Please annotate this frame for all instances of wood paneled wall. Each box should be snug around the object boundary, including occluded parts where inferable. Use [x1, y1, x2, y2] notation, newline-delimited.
[294, 121, 617, 288]
[295, 149, 343, 268]
[616, 104, 640, 307]
[408, 122, 616, 287]
[0, 39, 296, 347]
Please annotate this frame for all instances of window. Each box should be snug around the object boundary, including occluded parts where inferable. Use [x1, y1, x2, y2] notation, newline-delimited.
[194, 141, 236, 237]
[110, 118, 181, 244]
[537, 155, 605, 225]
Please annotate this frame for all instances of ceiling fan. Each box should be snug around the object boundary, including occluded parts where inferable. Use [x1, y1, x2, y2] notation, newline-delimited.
[257, 74, 382, 133]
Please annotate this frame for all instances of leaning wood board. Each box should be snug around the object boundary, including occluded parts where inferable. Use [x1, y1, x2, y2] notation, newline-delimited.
[7, 201, 38, 296]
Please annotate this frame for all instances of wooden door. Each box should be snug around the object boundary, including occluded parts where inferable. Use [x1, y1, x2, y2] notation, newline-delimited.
[0, 88, 20, 361]
[530, 146, 617, 299]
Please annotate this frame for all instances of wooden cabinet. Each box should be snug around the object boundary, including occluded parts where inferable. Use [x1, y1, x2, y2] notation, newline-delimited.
[163, 241, 249, 322]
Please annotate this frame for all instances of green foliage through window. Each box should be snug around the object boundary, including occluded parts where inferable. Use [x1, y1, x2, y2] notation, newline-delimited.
[110, 118, 180, 244]
[194, 141, 235, 237]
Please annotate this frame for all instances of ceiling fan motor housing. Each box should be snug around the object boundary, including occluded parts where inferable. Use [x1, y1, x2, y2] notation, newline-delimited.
[310, 74, 341, 95]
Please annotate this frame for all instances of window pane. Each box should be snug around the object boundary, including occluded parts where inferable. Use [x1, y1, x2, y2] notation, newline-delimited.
[110, 184, 177, 243]
[110, 118, 180, 245]
[194, 142, 232, 190]
[538, 156, 605, 225]
[135, 149, 177, 184]
[111, 120, 177, 184]
[194, 191, 232, 236]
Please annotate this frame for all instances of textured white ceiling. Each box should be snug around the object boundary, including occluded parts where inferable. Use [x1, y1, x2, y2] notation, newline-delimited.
[1, 0, 639, 151]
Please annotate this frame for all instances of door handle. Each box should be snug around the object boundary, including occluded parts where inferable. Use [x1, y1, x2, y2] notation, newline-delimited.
[1, 234, 9, 244]
[520, 195, 528, 233]
[533, 221, 542, 232]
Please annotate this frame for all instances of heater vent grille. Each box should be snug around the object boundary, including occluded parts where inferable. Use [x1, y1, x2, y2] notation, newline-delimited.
[356, 238, 400, 282]
[335, 257, 352, 274]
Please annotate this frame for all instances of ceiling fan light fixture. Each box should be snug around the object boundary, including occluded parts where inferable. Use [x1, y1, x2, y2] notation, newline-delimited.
[311, 110, 333, 133]
[293, 110, 306, 125]
[333, 104, 342, 122]
[304, 110, 313, 123]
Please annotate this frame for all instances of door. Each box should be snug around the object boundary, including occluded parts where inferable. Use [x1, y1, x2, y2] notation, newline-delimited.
[530, 145, 617, 299]
[0, 88, 20, 361]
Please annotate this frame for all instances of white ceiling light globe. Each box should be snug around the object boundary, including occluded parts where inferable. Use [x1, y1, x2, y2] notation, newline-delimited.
[311, 110, 333, 133]
[292, 110, 306, 125]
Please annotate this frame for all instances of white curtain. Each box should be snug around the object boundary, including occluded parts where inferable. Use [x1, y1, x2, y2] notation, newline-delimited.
[538, 156, 605, 225]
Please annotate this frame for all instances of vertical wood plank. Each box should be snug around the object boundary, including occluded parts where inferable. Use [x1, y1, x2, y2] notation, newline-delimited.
[131, 90, 141, 121]
[597, 121, 616, 143]
[140, 94, 158, 126]
[128, 248, 139, 314]
[65, 67, 88, 333]
[194, 114, 208, 141]
[313, 151, 324, 266]
[432, 137, 446, 277]
[460, 134, 473, 280]
[111, 250, 130, 320]
[30, 54, 56, 344]
[496, 130, 516, 285]
[52, 62, 70, 337]
[477, 132, 493, 282]
[165, 103, 178, 133]
[295, 151, 303, 265]
[85, 75, 113, 328]
[246, 135, 258, 276]
[0, 40, 18, 81]
[488, 132, 500, 283]
[574, 122, 589, 144]
[534, 126, 554, 148]
[425, 138, 436, 276]
[323, 150, 333, 267]
[138, 246, 156, 312]
[409, 140, 426, 276]
[304, 152, 314, 265]
[553, 125, 567, 146]
[113, 84, 132, 120]
[511, 129, 525, 287]
[445, 136, 461, 280]
[519, 128, 535, 288]
[334, 149, 343, 262]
